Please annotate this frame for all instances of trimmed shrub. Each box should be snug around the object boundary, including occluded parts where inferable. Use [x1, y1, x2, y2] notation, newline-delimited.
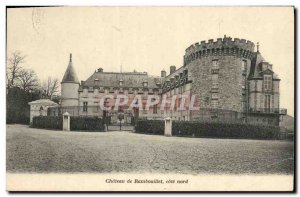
[135, 120, 164, 135]
[32, 116, 62, 130]
[135, 120, 280, 140]
[32, 116, 104, 131]
[172, 121, 280, 140]
[70, 116, 104, 131]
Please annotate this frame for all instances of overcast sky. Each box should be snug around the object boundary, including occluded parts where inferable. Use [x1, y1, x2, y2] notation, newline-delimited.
[7, 7, 294, 115]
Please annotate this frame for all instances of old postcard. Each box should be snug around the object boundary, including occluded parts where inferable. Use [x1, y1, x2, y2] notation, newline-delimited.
[6, 6, 295, 192]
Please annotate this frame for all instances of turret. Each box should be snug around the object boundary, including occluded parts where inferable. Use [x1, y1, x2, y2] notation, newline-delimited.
[61, 53, 80, 107]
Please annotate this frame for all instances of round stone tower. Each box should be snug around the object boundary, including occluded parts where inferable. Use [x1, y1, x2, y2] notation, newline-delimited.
[183, 36, 255, 119]
[61, 53, 80, 107]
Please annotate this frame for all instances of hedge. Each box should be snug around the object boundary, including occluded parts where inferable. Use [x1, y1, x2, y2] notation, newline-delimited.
[32, 116, 62, 130]
[70, 116, 104, 131]
[135, 120, 164, 135]
[32, 116, 104, 131]
[135, 120, 280, 140]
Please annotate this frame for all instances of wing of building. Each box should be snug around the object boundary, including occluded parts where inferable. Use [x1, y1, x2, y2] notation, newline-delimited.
[56, 36, 286, 126]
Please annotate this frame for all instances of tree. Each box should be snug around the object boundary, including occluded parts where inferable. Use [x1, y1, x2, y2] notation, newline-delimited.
[7, 51, 26, 89]
[42, 77, 60, 99]
[18, 69, 39, 92]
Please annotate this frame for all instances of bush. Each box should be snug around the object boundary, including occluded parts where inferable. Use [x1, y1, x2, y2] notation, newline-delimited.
[135, 120, 164, 135]
[32, 116, 62, 130]
[173, 121, 280, 139]
[135, 120, 280, 140]
[70, 116, 104, 131]
[32, 116, 104, 131]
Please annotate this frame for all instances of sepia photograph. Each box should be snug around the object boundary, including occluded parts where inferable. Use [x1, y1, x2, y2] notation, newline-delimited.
[5, 6, 295, 192]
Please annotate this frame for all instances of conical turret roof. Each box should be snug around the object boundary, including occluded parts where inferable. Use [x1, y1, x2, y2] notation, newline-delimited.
[62, 53, 79, 84]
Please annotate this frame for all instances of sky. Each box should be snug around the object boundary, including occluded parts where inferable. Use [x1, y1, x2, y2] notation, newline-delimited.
[7, 7, 294, 115]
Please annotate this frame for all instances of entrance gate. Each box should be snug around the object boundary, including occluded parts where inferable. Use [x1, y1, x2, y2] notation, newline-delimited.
[106, 111, 135, 131]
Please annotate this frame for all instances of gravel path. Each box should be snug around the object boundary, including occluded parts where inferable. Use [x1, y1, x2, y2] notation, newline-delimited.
[6, 124, 294, 174]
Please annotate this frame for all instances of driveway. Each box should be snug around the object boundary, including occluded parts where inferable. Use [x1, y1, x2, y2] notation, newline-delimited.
[6, 124, 294, 174]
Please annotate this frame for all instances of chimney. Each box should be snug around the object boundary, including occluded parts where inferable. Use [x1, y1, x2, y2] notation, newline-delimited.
[161, 70, 166, 77]
[97, 68, 103, 72]
[170, 65, 176, 74]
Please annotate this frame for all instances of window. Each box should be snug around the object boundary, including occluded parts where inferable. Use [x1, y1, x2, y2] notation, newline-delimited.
[212, 83, 218, 89]
[94, 88, 99, 95]
[184, 69, 188, 76]
[264, 95, 271, 112]
[83, 102, 88, 112]
[211, 74, 219, 96]
[211, 93, 218, 99]
[212, 74, 218, 82]
[212, 60, 219, 69]
[264, 75, 272, 91]
[153, 104, 158, 114]
[93, 102, 99, 113]
[211, 100, 218, 108]
[143, 81, 148, 87]
[241, 75, 246, 89]
[241, 101, 246, 112]
[94, 79, 99, 86]
[118, 106, 124, 112]
[242, 60, 247, 72]
[119, 80, 124, 86]
[83, 88, 88, 97]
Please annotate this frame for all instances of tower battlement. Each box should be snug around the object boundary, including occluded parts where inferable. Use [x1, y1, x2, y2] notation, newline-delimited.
[184, 36, 256, 65]
[185, 36, 255, 55]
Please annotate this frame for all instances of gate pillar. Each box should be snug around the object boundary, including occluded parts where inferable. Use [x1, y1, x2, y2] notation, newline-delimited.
[164, 117, 172, 137]
[63, 112, 70, 131]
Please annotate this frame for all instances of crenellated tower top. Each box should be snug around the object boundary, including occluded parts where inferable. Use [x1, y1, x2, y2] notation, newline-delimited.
[183, 36, 256, 65]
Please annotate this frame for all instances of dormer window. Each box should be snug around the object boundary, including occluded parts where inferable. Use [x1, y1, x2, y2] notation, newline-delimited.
[119, 79, 124, 86]
[261, 62, 270, 71]
[143, 81, 148, 87]
[184, 69, 188, 76]
[94, 79, 99, 86]
[268, 64, 273, 70]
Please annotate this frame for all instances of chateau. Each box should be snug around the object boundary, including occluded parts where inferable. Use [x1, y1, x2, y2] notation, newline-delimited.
[52, 36, 287, 126]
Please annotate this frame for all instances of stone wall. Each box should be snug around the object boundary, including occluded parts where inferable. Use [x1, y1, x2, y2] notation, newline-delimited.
[189, 55, 251, 120]
[61, 83, 79, 107]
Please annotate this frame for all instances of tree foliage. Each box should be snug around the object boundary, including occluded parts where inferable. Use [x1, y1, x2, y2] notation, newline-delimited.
[6, 51, 61, 124]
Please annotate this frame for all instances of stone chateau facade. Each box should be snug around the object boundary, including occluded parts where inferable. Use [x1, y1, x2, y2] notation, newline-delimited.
[51, 36, 286, 126]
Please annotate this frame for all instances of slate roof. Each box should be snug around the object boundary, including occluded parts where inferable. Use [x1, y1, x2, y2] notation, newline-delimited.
[28, 99, 59, 106]
[249, 52, 280, 80]
[61, 54, 79, 84]
[82, 71, 163, 89]
[249, 52, 265, 78]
